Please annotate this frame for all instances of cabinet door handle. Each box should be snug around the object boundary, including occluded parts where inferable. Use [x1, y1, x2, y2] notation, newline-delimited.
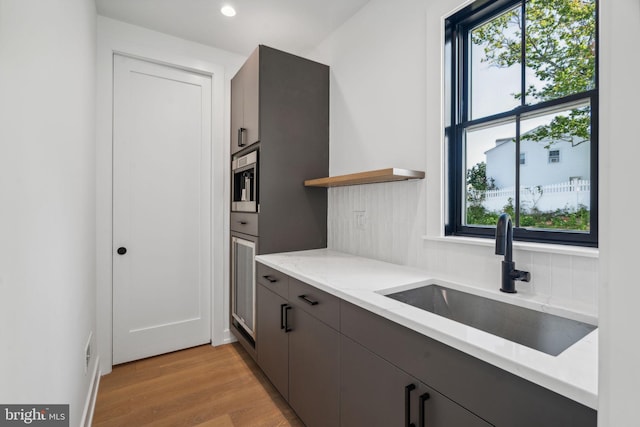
[280, 303, 287, 330]
[419, 392, 430, 427]
[263, 275, 278, 283]
[284, 305, 292, 333]
[238, 127, 247, 147]
[298, 294, 319, 306]
[405, 384, 416, 427]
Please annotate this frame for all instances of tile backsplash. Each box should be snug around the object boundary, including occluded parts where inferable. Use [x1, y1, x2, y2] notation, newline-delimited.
[327, 182, 598, 317]
[328, 180, 423, 265]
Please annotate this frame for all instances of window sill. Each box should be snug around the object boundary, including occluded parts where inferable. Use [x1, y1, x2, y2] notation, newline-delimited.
[422, 235, 599, 258]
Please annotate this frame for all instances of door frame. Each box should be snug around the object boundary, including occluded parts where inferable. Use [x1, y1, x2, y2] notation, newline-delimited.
[97, 21, 237, 374]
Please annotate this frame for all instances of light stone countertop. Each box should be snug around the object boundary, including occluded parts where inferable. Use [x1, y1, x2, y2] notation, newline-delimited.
[255, 248, 598, 410]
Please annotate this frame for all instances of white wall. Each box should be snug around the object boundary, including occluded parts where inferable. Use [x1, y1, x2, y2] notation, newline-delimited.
[597, 1, 640, 425]
[309, 0, 427, 175]
[0, 0, 97, 425]
[309, 0, 598, 316]
[96, 17, 247, 374]
[311, 0, 639, 424]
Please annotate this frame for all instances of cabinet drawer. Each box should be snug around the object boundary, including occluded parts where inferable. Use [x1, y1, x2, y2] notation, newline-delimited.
[289, 278, 339, 330]
[256, 262, 288, 299]
[230, 212, 258, 235]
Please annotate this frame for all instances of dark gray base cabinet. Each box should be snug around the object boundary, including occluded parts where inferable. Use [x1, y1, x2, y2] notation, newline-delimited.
[255, 264, 340, 427]
[255, 262, 596, 427]
[256, 283, 289, 400]
[289, 307, 340, 427]
[341, 301, 597, 427]
[341, 335, 491, 427]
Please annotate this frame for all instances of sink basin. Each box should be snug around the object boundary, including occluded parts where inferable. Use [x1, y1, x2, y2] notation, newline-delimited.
[384, 284, 596, 356]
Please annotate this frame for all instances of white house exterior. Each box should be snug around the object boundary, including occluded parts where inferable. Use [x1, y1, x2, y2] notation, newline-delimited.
[481, 135, 591, 211]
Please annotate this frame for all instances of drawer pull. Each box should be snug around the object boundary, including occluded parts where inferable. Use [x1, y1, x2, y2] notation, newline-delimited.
[298, 294, 319, 306]
[238, 220, 248, 225]
[263, 275, 278, 283]
[405, 384, 416, 427]
[419, 392, 430, 427]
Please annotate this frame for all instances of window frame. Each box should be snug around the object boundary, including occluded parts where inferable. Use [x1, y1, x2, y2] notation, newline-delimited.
[444, 0, 599, 247]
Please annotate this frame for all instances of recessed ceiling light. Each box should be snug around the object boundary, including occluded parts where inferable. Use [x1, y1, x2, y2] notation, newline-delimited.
[221, 5, 236, 17]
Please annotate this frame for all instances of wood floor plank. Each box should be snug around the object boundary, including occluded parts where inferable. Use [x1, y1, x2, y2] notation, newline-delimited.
[93, 343, 303, 426]
[193, 414, 234, 427]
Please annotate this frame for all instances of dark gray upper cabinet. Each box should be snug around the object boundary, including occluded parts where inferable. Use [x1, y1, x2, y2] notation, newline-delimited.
[257, 45, 329, 254]
[230, 45, 329, 254]
[231, 47, 259, 154]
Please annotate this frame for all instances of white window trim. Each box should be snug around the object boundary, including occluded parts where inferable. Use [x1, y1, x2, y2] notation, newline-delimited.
[422, 234, 599, 258]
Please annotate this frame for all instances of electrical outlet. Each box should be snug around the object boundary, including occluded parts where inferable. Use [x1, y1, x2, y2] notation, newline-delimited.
[354, 210, 367, 230]
[84, 332, 92, 374]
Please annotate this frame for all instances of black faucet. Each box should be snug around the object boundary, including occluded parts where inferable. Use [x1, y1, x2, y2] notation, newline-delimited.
[495, 213, 530, 293]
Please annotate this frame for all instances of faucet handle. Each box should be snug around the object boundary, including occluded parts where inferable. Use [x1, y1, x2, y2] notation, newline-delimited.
[511, 269, 531, 282]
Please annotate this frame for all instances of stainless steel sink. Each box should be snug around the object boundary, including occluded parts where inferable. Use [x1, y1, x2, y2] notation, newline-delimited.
[384, 284, 596, 356]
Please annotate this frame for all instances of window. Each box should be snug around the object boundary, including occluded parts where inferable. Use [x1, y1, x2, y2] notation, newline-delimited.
[548, 150, 560, 164]
[445, 0, 598, 247]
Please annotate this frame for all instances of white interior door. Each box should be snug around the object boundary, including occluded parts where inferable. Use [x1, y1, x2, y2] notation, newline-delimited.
[113, 54, 212, 364]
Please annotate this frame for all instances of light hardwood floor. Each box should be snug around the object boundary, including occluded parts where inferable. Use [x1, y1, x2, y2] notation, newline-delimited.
[93, 343, 304, 427]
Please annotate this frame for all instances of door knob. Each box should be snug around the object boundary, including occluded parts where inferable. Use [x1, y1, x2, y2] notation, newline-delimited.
[117, 247, 127, 255]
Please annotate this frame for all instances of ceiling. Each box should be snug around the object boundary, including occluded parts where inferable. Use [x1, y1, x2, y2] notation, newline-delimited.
[96, 0, 371, 56]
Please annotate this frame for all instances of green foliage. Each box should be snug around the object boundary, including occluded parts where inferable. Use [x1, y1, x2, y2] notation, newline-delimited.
[466, 204, 590, 231]
[466, 162, 496, 206]
[502, 197, 515, 218]
[471, 0, 596, 146]
[467, 162, 492, 191]
[467, 206, 501, 226]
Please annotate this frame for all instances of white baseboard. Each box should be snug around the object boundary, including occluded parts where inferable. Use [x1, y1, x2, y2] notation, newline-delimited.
[223, 327, 237, 345]
[81, 356, 101, 427]
[212, 328, 236, 346]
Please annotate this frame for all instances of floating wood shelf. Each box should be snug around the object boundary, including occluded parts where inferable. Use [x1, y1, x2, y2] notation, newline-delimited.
[304, 168, 425, 187]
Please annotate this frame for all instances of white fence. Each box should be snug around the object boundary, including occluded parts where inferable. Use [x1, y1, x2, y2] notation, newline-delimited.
[478, 180, 590, 212]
